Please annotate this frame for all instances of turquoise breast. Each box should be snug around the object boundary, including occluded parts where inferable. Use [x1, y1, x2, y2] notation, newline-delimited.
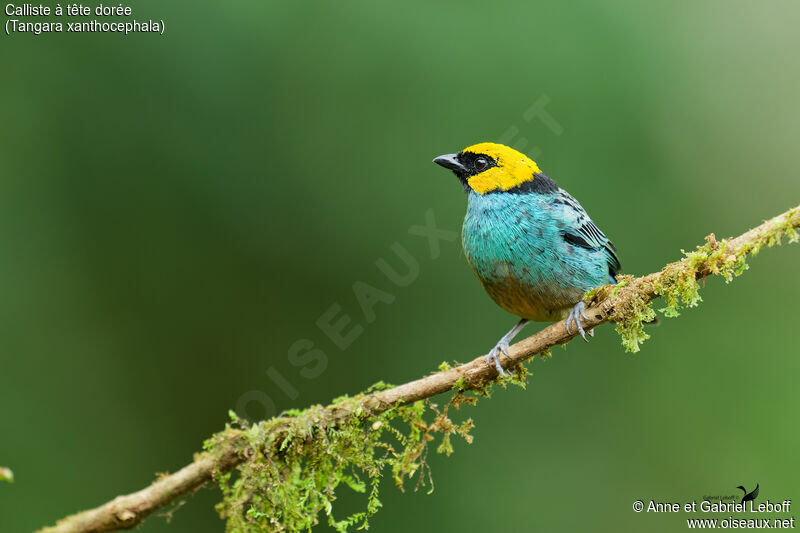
[461, 191, 610, 321]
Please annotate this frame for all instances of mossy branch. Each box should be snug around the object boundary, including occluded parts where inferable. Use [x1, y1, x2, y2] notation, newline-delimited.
[38, 204, 800, 533]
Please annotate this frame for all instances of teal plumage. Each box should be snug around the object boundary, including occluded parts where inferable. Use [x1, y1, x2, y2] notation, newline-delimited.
[433, 142, 620, 375]
[462, 188, 618, 322]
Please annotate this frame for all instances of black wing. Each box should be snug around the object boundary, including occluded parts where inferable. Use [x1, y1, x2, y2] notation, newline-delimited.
[553, 190, 621, 280]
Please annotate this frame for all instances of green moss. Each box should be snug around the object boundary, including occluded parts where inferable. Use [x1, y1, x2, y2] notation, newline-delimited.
[503, 361, 532, 389]
[204, 209, 800, 532]
[611, 279, 629, 298]
[611, 280, 656, 353]
[204, 358, 536, 532]
[653, 256, 703, 318]
[611, 208, 799, 353]
[583, 285, 609, 301]
[428, 397, 474, 458]
[207, 387, 477, 532]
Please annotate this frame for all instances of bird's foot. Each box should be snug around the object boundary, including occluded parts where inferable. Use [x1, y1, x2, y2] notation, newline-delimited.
[566, 301, 590, 342]
[486, 341, 511, 377]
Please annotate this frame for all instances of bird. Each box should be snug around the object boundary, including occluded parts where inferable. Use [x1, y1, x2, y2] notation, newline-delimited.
[433, 142, 620, 376]
[737, 484, 759, 504]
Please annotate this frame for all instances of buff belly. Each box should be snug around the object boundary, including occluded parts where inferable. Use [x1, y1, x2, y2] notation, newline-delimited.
[477, 265, 584, 322]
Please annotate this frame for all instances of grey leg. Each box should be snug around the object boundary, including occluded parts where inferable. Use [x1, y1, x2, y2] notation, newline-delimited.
[486, 318, 529, 376]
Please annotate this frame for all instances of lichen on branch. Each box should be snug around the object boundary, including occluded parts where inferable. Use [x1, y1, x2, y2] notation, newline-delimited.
[606, 206, 799, 353]
[37, 204, 800, 533]
[206, 382, 490, 532]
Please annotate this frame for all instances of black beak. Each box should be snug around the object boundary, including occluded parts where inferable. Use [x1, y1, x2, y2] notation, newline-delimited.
[432, 153, 466, 173]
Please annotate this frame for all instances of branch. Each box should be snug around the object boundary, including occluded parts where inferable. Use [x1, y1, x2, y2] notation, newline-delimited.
[38, 204, 800, 533]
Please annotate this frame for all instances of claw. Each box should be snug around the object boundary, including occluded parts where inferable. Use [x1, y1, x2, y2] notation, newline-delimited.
[566, 301, 589, 342]
[486, 343, 510, 376]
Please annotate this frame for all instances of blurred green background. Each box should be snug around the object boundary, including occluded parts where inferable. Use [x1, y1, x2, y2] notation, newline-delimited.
[2, 0, 799, 531]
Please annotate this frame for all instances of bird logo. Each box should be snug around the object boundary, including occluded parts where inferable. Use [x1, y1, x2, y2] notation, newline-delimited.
[737, 483, 759, 504]
[433, 143, 620, 376]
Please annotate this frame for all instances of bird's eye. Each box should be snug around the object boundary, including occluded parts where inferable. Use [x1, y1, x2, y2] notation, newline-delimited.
[474, 157, 488, 172]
